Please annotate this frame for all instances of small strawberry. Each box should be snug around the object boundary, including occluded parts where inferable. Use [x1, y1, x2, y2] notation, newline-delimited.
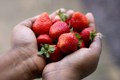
[38, 44, 62, 62]
[70, 12, 89, 31]
[49, 21, 70, 40]
[79, 40, 86, 48]
[37, 34, 53, 44]
[47, 45, 63, 62]
[57, 32, 78, 54]
[80, 27, 96, 47]
[65, 18, 71, 27]
[32, 12, 52, 35]
[73, 32, 85, 48]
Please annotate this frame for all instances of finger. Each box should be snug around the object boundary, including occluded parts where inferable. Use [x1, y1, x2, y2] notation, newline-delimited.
[12, 26, 37, 49]
[60, 33, 102, 67]
[31, 55, 46, 78]
[86, 13, 96, 29]
[86, 12, 95, 24]
[89, 33, 102, 55]
[17, 16, 39, 28]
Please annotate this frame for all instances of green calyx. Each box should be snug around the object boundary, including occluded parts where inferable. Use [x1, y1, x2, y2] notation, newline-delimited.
[90, 31, 96, 41]
[57, 10, 68, 22]
[38, 44, 55, 58]
[75, 33, 81, 40]
[74, 32, 82, 49]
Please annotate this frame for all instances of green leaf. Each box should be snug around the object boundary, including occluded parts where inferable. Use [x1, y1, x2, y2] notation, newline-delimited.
[75, 33, 81, 40]
[48, 45, 55, 53]
[44, 44, 49, 50]
[38, 47, 46, 55]
[90, 31, 96, 41]
[57, 10, 67, 21]
[37, 44, 56, 58]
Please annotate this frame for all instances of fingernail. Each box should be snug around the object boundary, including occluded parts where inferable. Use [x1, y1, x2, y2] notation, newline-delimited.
[86, 12, 95, 23]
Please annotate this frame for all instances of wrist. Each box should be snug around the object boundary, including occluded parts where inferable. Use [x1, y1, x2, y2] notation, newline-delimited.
[0, 47, 42, 80]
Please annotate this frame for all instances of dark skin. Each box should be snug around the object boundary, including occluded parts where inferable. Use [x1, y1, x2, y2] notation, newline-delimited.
[0, 9, 102, 80]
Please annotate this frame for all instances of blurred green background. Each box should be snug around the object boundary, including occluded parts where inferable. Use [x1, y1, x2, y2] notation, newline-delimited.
[0, 0, 120, 80]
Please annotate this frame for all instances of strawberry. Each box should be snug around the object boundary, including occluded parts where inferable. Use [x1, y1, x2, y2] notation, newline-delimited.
[32, 12, 52, 35]
[73, 32, 86, 48]
[47, 45, 63, 62]
[38, 44, 62, 62]
[80, 27, 96, 47]
[57, 32, 78, 54]
[70, 12, 89, 31]
[49, 21, 70, 40]
[37, 34, 53, 44]
[79, 40, 86, 48]
[65, 18, 71, 27]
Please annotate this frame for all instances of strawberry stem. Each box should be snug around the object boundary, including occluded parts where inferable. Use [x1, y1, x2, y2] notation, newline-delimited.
[90, 31, 96, 41]
[38, 44, 55, 58]
[75, 33, 81, 40]
[57, 10, 67, 21]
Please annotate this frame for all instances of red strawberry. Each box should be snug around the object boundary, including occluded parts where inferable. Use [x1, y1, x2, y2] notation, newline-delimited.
[79, 40, 86, 48]
[37, 34, 53, 44]
[57, 32, 78, 54]
[65, 18, 71, 27]
[38, 44, 62, 62]
[80, 27, 96, 47]
[70, 12, 89, 31]
[47, 45, 63, 62]
[49, 21, 70, 40]
[32, 12, 52, 35]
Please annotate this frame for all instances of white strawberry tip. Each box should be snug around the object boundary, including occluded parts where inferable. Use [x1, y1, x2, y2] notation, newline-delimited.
[54, 15, 60, 19]
[66, 10, 74, 18]
[56, 8, 66, 14]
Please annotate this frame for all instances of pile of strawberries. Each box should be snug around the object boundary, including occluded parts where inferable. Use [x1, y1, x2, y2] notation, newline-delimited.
[32, 9, 96, 62]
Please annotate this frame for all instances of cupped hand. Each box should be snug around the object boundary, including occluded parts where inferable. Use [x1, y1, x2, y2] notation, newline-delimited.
[6, 8, 102, 80]
[9, 16, 46, 80]
[42, 12, 102, 80]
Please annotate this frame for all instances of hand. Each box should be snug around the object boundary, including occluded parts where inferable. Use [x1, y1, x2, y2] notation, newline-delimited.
[0, 16, 46, 80]
[42, 13, 102, 80]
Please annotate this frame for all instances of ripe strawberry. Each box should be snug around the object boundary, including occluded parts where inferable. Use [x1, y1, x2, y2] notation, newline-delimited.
[80, 27, 96, 47]
[79, 40, 86, 48]
[70, 12, 89, 31]
[38, 44, 62, 62]
[49, 21, 70, 40]
[32, 12, 52, 35]
[57, 32, 78, 54]
[37, 34, 53, 44]
[65, 18, 71, 27]
[47, 45, 63, 62]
